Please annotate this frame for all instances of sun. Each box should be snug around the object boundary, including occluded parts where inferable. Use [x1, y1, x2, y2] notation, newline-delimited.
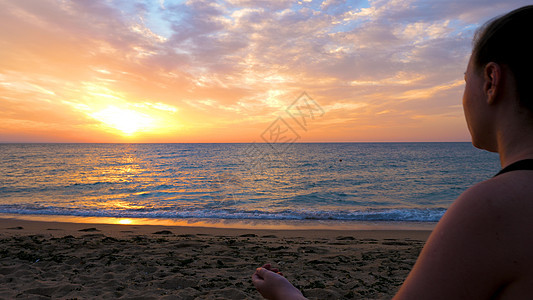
[117, 218, 133, 225]
[89, 106, 155, 136]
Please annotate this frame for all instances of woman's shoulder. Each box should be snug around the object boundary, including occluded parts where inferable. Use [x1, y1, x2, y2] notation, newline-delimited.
[394, 172, 533, 299]
[443, 171, 533, 270]
[450, 172, 533, 298]
[458, 170, 533, 217]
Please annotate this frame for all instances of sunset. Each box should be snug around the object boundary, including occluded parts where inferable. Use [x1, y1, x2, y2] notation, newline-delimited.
[1, 0, 529, 143]
[2, 2, 533, 298]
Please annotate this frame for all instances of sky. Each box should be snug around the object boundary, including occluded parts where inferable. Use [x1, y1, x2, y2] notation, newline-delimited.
[0, 0, 530, 143]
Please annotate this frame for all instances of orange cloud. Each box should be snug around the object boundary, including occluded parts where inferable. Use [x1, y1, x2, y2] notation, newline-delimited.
[0, 0, 527, 142]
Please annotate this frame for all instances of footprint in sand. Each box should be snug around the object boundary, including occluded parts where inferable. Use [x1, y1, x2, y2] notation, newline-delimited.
[78, 228, 100, 232]
[153, 230, 173, 235]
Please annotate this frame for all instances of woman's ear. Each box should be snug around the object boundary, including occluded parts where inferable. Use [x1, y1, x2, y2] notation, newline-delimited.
[483, 62, 501, 105]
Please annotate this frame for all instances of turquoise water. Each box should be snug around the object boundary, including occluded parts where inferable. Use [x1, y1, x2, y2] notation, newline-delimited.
[0, 143, 500, 224]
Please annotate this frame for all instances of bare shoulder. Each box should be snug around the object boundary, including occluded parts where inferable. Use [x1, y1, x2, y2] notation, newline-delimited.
[471, 172, 533, 261]
[459, 171, 533, 231]
[448, 171, 533, 264]
[447, 172, 533, 297]
[395, 172, 533, 299]
[435, 171, 533, 245]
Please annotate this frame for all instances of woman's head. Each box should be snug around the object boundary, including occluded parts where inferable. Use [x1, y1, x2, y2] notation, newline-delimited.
[472, 5, 533, 112]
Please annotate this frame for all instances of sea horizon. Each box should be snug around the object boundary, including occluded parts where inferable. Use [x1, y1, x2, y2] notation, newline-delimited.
[0, 142, 500, 230]
[0, 141, 473, 144]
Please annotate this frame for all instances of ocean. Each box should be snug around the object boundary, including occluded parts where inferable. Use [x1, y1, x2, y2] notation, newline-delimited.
[0, 143, 500, 229]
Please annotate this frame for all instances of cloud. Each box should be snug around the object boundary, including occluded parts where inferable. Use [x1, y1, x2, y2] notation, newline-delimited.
[0, 0, 529, 142]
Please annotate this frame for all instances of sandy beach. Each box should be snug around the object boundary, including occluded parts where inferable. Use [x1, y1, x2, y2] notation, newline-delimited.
[0, 218, 430, 299]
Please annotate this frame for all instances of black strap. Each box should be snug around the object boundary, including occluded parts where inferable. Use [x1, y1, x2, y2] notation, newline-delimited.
[494, 159, 533, 177]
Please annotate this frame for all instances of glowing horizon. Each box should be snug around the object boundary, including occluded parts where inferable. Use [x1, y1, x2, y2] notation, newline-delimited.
[0, 0, 530, 143]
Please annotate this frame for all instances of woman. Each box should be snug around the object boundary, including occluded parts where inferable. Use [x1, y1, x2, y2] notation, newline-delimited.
[252, 5, 533, 299]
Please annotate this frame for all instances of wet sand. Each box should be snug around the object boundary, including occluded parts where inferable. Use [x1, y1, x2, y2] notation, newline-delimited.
[0, 218, 430, 299]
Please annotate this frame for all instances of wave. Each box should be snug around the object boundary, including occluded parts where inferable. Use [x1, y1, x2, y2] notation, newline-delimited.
[0, 205, 446, 222]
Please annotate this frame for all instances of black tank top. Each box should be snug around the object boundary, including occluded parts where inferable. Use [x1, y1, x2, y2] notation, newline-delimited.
[494, 159, 533, 177]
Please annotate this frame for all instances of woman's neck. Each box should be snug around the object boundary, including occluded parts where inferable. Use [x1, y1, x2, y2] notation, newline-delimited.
[496, 125, 533, 168]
